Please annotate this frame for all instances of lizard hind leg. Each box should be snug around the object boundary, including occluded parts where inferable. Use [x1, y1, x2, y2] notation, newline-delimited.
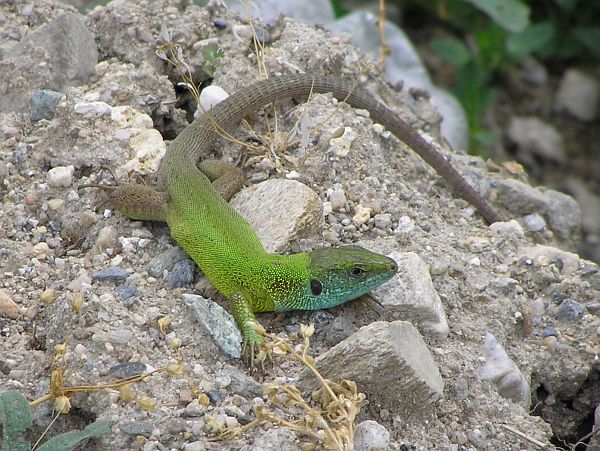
[198, 159, 246, 201]
[81, 183, 170, 222]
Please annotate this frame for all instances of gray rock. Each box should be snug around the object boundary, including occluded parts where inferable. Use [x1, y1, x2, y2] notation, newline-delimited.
[1, 12, 98, 114]
[522, 213, 546, 232]
[543, 326, 558, 337]
[147, 246, 190, 278]
[321, 315, 358, 347]
[230, 179, 323, 253]
[565, 177, 600, 235]
[496, 179, 548, 215]
[108, 361, 150, 379]
[184, 399, 209, 417]
[542, 189, 581, 241]
[182, 294, 242, 359]
[119, 421, 153, 438]
[328, 10, 468, 151]
[556, 299, 586, 323]
[224, 0, 335, 25]
[372, 251, 449, 337]
[219, 364, 262, 397]
[507, 116, 565, 163]
[354, 420, 391, 451]
[30, 89, 63, 121]
[298, 321, 444, 416]
[91, 266, 132, 283]
[165, 258, 195, 288]
[555, 69, 598, 121]
[479, 334, 530, 407]
[116, 284, 136, 300]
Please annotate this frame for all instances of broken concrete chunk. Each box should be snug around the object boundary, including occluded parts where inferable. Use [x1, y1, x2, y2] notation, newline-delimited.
[230, 179, 323, 253]
[298, 321, 443, 417]
[373, 251, 449, 337]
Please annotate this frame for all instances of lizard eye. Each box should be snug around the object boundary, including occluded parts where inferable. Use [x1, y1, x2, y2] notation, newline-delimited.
[310, 279, 323, 296]
[349, 267, 366, 278]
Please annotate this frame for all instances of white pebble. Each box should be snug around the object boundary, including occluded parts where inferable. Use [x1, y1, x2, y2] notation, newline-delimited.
[74, 101, 112, 117]
[198, 85, 229, 114]
[47, 166, 74, 188]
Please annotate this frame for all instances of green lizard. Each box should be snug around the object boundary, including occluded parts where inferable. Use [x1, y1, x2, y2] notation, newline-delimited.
[85, 74, 500, 359]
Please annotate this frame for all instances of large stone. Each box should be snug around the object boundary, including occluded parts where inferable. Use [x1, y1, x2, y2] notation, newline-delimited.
[1, 12, 98, 114]
[231, 179, 323, 253]
[373, 251, 449, 337]
[298, 321, 443, 417]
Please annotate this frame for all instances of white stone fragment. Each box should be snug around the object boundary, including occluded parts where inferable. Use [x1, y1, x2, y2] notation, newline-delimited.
[74, 101, 112, 117]
[47, 165, 74, 187]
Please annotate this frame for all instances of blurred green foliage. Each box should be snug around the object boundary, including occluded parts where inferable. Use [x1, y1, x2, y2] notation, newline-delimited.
[400, 0, 600, 153]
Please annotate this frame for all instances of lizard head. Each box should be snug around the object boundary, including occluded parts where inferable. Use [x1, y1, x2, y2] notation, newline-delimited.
[305, 245, 397, 309]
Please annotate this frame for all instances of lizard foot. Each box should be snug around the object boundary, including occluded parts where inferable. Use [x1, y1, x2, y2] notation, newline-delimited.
[241, 320, 272, 369]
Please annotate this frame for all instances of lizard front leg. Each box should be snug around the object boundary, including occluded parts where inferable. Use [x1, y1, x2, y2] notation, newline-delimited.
[229, 292, 266, 366]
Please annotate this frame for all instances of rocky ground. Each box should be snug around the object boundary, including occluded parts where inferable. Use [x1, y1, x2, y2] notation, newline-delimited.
[1, 0, 599, 450]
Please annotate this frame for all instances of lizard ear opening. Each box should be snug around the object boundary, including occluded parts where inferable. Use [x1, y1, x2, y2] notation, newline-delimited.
[310, 279, 323, 296]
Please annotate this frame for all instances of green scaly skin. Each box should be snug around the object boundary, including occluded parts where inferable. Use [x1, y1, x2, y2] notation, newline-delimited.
[95, 74, 501, 355]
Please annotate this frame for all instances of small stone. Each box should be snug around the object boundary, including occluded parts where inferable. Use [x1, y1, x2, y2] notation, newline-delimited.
[322, 316, 358, 347]
[148, 246, 190, 278]
[352, 204, 372, 226]
[108, 361, 150, 379]
[219, 364, 262, 397]
[496, 179, 548, 215]
[182, 294, 242, 359]
[507, 116, 565, 163]
[543, 326, 558, 337]
[39, 288, 58, 304]
[165, 259, 195, 288]
[329, 188, 347, 211]
[394, 215, 415, 235]
[556, 299, 586, 322]
[555, 69, 598, 121]
[47, 165, 74, 188]
[0, 290, 23, 319]
[184, 399, 209, 417]
[198, 85, 229, 114]
[213, 18, 228, 29]
[116, 285, 136, 300]
[489, 219, 524, 238]
[373, 213, 392, 230]
[33, 242, 51, 259]
[542, 335, 558, 350]
[74, 101, 112, 117]
[308, 310, 334, 330]
[94, 225, 118, 251]
[354, 420, 391, 450]
[119, 421, 153, 438]
[91, 267, 132, 283]
[523, 213, 546, 232]
[30, 89, 63, 121]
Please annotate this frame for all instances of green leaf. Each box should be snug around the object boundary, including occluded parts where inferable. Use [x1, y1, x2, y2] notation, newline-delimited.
[432, 37, 471, 67]
[462, 0, 530, 33]
[0, 391, 32, 451]
[473, 24, 506, 70]
[36, 419, 114, 451]
[506, 22, 555, 59]
[573, 26, 600, 59]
